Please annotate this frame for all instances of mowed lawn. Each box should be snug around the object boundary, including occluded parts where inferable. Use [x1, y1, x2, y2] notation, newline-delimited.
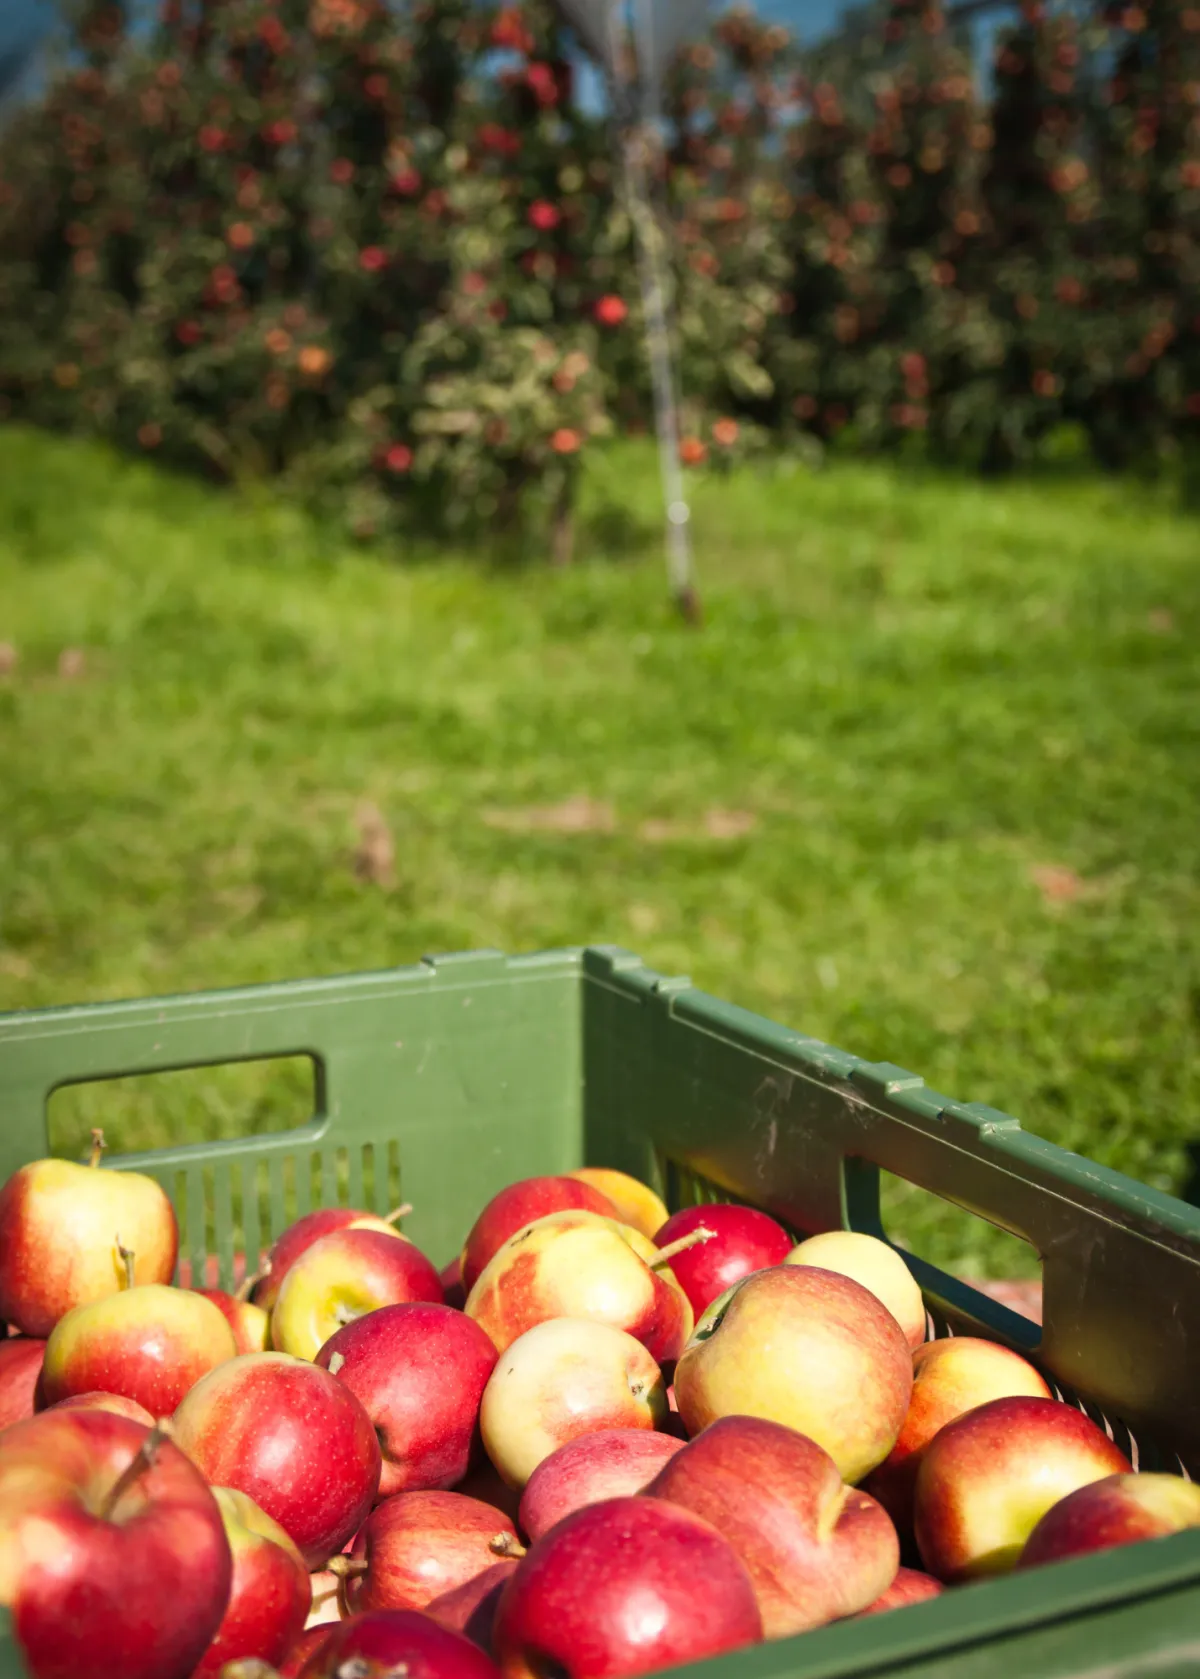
[2, 424, 1198, 1276]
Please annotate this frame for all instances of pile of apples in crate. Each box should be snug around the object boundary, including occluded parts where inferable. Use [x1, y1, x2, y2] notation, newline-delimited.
[0, 1137, 1198, 1679]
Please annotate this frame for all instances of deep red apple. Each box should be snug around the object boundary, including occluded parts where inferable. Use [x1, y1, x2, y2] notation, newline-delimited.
[0, 1409, 231, 1679]
[171, 1351, 382, 1569]
[652, 1204, 793, 1317]
[858, 1566, 943, 1615]
[278, 1624, 336, 1678]
[493, 1496, 763, 1679]
[192, 1486, 311, 1676]
[315, 1302, 497, 1497]
[519, 1429, 685, 1540]
[336, 1490, 520, 1615]
[300, 1610, 501, 1678]
[253, 1206, 409, 1313]
[1020, 1472, 1200, 1568]
[645, 1415, 898, 1635]
[461, 1177, 618, 1293]
[426, 1559, 518, 1654]
[455, 1457, 523, 1525]
[0, 1338, 44, 1431]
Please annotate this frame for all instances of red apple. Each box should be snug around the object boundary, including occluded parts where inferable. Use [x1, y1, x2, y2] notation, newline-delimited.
[426, 1559, 518, 1653]
[314, 1302, 497, 1498]
[40, 1283, 237, 1416]
[519, 1429, 685, 1540]
[0, 1409, 231, 1679]
[336, 1490, 520, 1615]
[300, 1610, 501, 1679]
[194, 1287, 271, 1356]
[646, 1415, 898, 1635]
[465, 1211, 692, 1364]
[461, 1177, 619, 1293]
[493, 1496, 763, 1679]
[674, 1265, 912, 1484]
[652, 1204, 792, 1317]
[44, 1390, 156, 1425]
[0, 1338, 44, 1431]
[0, 1143, 178, 1337]
[171, 1351, 382, 1568]
[914, 1395, 1132, 1580]
[865, 1336, 1052, 1534]
[253, 1206, 410, 1313]
[1021, 1472, 1200, 1568]
[479, 1318, 667, 1488]
[279, 1624, 336, 1678]
[193, 1486, 311, 1676]
[858, 1566, 943, 1615]
[272, 1228, 443, 1361]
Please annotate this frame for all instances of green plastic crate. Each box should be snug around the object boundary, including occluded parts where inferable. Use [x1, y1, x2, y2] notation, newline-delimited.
[1, 945, 1199, 1679]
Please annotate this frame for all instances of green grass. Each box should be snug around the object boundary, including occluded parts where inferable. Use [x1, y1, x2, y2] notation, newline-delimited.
[2, 424, 1199, 1277]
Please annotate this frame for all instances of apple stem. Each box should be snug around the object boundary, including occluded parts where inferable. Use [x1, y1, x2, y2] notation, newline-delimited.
[89, 1128, 106, 1168]
[651, 1227, 716, 1269]
[116, 1237, 136, 1289]
[385, 1202, 413, 1226]
[235, 1262, 268, 1303]
[489, 1532, 527, 1559]
[327, 1555, 369, 1579]
[99, 1423, 168, 1520]
[333, 1304, 363, 1326]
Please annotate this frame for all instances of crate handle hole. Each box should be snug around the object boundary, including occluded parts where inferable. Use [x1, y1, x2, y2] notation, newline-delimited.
[872, 1167, 1044, 1331]
[48, 1055, 319, 1160]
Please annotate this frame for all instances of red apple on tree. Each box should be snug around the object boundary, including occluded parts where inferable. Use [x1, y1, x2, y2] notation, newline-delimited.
[479, 1317, 667, 1488]
[914, 1395, 1132, 1580]
[171, 1351, 381, 1568]
[652, 1203, 793, 1317]
[333, 1490, 521, 1615]
[0, 1338, 44, 1431]
[519, 1428, 684, 1540]
[645, 1415, 899, 1635]
[0, 1409, 231, 1679]
[252, 1205, 411, 1313]
[315, 1302, 497, 1497]
[493, 1496, 763, 1679]
[192, 1486, 311, 1676]
[461, 1177, 619, 1292]
[272, 1228, 442, 1361]
[299, 1610, 501, 1679]
[674, 1265, 912, 1484]
[465, 1211, 693, 1363]
[1020, 1472, 1200, 1568]
[40, 1269, 237, 1416]
[0, 1131, 178, 1337]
